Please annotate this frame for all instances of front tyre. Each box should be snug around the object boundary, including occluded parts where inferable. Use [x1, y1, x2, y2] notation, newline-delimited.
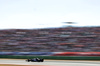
[26, 59, 30, 62]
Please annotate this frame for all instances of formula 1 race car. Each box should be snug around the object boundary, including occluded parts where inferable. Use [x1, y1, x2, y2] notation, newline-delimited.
[26, 58, 44, 62]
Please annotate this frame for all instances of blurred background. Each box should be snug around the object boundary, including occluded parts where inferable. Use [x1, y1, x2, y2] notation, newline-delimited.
[0, 0, 100, 59]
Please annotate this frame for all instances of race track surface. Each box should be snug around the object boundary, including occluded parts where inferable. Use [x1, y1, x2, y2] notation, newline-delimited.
[0, 59, 100, 66]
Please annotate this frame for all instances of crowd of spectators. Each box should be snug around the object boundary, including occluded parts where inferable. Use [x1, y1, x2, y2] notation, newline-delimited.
[0, 27, 100, 52]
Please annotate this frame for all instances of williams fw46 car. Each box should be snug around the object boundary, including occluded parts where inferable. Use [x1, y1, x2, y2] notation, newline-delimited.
[26, 58, 44, 62]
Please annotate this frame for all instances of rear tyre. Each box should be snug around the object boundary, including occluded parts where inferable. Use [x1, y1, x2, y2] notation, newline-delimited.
[40, 59, 44, 62]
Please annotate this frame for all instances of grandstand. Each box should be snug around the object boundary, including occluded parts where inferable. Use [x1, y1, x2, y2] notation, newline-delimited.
[0, 27, 100, 52]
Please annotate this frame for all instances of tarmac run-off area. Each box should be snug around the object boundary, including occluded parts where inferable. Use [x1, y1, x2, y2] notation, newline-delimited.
[0, 59, 100, 66]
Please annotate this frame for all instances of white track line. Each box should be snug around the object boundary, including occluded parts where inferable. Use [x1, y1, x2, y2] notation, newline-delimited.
[0, 59, 100, 66]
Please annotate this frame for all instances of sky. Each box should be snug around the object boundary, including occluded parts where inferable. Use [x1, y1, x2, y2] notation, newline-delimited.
[0, 0, 100, 29]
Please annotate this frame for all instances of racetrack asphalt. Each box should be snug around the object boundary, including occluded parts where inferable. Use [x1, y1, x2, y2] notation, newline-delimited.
[0, 59, 100, 66]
